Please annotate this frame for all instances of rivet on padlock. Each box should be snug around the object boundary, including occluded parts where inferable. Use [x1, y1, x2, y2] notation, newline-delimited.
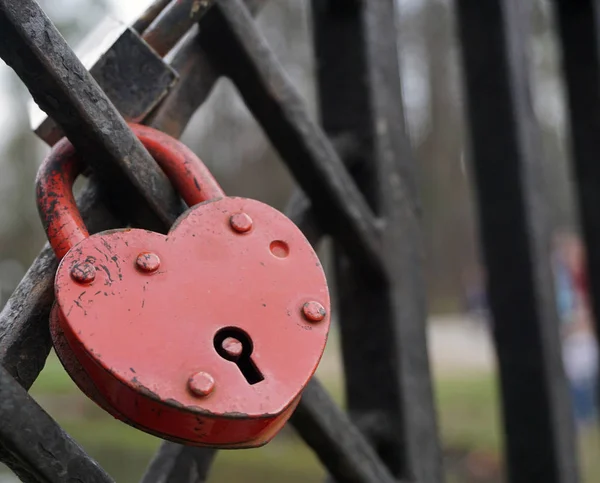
[36, 124, 331, 448]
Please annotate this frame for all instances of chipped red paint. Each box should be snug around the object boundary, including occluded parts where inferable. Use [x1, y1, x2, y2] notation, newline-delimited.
[135, 252, 161, 273]
[70, 262, 96, 284]
[36, 123, 224, 260]
[38, 125, 331, 448]
[302, 301, 327, 322]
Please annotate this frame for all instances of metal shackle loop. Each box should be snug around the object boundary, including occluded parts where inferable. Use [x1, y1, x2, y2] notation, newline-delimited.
[36, 123, 224, 260]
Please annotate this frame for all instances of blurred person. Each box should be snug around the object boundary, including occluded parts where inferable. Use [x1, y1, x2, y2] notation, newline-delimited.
[552, 230, 598, 427]
[462, 265, 489, 328]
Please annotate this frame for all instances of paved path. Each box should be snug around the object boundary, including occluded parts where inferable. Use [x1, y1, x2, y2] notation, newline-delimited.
[428, 315, 495, 375]
[316, 315, 496, 379]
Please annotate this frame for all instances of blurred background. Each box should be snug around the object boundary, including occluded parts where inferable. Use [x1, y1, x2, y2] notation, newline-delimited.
[0, 0, 598, 481]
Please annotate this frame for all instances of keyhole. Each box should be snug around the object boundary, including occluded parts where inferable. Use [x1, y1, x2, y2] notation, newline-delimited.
[214, 327, 264, 385]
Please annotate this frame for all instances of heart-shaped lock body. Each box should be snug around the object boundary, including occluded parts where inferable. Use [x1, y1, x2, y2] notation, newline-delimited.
[37, 124, 330, 448]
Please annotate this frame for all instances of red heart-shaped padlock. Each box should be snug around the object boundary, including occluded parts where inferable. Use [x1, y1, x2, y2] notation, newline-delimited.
[37, 124, 330, 448]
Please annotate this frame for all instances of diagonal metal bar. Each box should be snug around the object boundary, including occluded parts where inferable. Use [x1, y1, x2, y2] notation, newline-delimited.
[146, 31, 219, 139]
[198, 0, 385, 279]
[141, 0, 217, 57]
[0, 26, 390, 483]
[147, 1, 267, 138]
[140, 442, 217, 483]
[0, 3, 393, 482]
[0, 185, 123, 389]
[290, 378, 399, 483]
[0, 0, 233, 391]
[0, 0, 184, 230]
[131, 0, 173, 34]
[0, 364, 114, 483]
[455, 1, 579, 482]
[1, 198, 390, 483]
[0, 26, 220, 481]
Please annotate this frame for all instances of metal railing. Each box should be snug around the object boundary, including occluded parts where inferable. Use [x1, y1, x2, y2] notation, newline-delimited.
[0, 0, 594, 482]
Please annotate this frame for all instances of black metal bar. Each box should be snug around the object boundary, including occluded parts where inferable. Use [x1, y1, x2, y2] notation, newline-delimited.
[289, 379, 399, 483]
[147, 0, 265, 138]
[132, 0, 172, 34]
[454, 1, 579, 482]
[0, 0, 181, 231]
[146, 32, 219, 138]
[311, 1, 443, 481]
[0, 120, 388, 483]
[140, 442, 216, 483]
[552, 0, 600, 382]
[198, 0, 385, 279]
[0, 2, 393, 482]
[141, 0, 217, 57]
[0, 184, 124, 389]
[0, 365, 114, 483]
[0, 23, 225, 390]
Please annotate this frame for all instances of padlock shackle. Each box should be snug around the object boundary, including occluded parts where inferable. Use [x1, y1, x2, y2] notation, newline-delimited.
[36, 123, 225, 260]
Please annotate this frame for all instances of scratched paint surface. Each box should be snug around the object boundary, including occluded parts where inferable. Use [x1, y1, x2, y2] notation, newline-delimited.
[53, 196, 330, 446]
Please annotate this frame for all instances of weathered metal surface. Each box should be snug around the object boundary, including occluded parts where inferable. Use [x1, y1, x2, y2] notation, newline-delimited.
[553, 1, 600, 374]
[0, 5, 237, 392]
[146, 31, 220, 138]
[141, 0, 217, 57]
[31, 21, 179, 146]
[0, 2, 426, 481]
[146, 0, 265, 137]
[140, 441, 216, 483]
[0, 0, 181, 231]
[0, 186, 118, 390]
[199, 0, 385, 279]
[311, 1, 443, 481]
[0, 364, 114, 483]
[132, 0, 172, 34]
[455, 1, 579, 482]
[290, 378, 399, 483]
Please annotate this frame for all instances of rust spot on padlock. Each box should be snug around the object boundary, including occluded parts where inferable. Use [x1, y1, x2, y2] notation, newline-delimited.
[37, 123, 331, 449]
[70, 262, 96, 284]
[302, 301, 327, 322]
[135, 252, 160, 273]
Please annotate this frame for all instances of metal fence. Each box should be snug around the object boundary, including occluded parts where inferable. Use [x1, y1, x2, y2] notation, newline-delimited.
[0, 0, 594, 482]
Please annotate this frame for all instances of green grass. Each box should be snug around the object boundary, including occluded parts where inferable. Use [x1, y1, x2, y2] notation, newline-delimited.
[19, 352, 600, 482]
[435, 371, 502, 452]
[28, 352, 329, 481]
[29, 352, 85, 395]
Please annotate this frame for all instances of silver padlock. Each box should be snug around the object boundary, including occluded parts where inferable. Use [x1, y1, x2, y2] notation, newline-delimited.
[29, 17, 179, 146]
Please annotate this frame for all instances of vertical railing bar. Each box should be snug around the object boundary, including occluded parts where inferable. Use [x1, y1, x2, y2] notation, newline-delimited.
[552, 0, 600, 413]
[311, 1, 443, 481]
[454, 0, 579, 482]
[0, 365, 114, 483]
